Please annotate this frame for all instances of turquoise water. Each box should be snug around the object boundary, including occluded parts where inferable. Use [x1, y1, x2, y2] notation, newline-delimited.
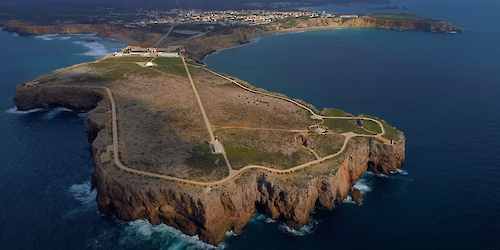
[1, 0, 500, 249]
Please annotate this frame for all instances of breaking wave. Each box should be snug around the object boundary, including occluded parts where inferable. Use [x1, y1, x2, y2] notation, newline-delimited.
[42, 107, 74, 119]
[6, 107, 43, 114]
[35, 34, 58, 41]
[395, 169, 409, 175]
[278, 218, 318, 236]
[73, 41, 110, 57]
[120, 220, 225, 250]
[353, 178, 372, 193]
[249, 214, 266, 222]
[343, 178, 373, 204]
[63, 182, 98, 219]
[265, 218, 276, 224]
[69, 181, 97, 204]
[35, 34, 74, 41]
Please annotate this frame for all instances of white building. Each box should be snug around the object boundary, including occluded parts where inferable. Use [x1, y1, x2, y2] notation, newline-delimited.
[145, 61, 154, 67]
[158, 52, 179, 57]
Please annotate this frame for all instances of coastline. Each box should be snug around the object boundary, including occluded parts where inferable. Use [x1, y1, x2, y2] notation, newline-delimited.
[11, 38, 405, 244]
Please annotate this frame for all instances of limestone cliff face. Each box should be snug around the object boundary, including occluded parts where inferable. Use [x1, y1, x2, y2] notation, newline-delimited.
[2, 21, 102, 36]
[181, 28, 268, 63]
[14, 84, 104, 111]
[14, 84, 405, 246]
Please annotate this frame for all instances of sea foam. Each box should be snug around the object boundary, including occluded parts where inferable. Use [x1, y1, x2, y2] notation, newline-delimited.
[120, 219, 226, 250]
[343, 178, 373, 204]
[278, 218, 318, 236]
[69, 181, 97, 204]
[42, 107, 74, 119]
[73, 41, 110, 57]
[6, 107, 43, 114]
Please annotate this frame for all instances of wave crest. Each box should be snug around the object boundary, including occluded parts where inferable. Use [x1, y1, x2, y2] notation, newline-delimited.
[6, 107, 43, 114]
[278, 218, 318, 236]
[121, 220, 225, 250]
[69, 181, 97, 204]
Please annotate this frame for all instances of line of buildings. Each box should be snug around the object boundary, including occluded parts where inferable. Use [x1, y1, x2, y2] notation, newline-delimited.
[114, 46, 181, 58]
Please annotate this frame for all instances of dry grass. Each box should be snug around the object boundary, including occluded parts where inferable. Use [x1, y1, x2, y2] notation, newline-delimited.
[28, 58, 401, 182]
[192, 68, 314, 130]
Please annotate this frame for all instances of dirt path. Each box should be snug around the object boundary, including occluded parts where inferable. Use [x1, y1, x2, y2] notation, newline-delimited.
[26, 57, 393, 186]
[154, 25, 175, 48]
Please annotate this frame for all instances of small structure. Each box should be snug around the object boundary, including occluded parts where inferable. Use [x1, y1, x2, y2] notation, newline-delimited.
[145, 61, 154, 67]
[211, 136, 224, 154]
[340, 14, 359, 18]
[308, 125, 327, 134]
[158, 52, 179, 57]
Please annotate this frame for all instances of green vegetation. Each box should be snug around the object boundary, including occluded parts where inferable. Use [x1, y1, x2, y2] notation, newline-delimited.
[323, 118, 368, 134]
[308, 134, 344, 157]
[91, 57, 187, 78]
[273, 17, 298, 28]
[321, 108, 352, 117]
[185, 145, 228, 179]
[129, 67, 164, 77]
[362, 119, 383, 134]
[101, 57, 153, 63]
[216, 130, 315, 170]
[152, 57, 187, 77]
[88, 61, 141, 81]
[360, 114, 401, 141]
[223, 143, 310, 170]
[369, 13, 438, 22]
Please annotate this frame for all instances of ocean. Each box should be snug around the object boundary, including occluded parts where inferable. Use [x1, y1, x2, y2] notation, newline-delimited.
[1, 0, 500, 249]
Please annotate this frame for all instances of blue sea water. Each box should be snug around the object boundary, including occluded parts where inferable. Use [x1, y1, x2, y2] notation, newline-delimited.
[1, 0, 499, 249]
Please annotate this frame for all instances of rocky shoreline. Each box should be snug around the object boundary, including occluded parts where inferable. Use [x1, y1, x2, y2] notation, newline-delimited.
[14, 74, 405, 245]
[1, 16, 462, 63]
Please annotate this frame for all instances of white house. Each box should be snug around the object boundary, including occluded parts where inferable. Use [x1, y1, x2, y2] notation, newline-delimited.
[158, 52, 179, 57]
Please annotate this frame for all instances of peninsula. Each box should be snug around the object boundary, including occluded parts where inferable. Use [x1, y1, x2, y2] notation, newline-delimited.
[9, 8, 464, 247]
[14, 47, 405, 244]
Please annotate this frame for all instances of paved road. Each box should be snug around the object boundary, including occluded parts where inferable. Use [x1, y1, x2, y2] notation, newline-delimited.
[154, 25, 175, 48]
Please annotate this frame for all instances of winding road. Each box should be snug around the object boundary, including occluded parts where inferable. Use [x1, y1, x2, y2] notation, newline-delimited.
[29, 57, 392, 187]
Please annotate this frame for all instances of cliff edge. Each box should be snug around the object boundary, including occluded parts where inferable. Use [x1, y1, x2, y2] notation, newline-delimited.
[13, 56, 405, 245]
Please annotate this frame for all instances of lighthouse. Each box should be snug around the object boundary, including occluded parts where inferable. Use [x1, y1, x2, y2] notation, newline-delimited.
[212, 136, 223, 154]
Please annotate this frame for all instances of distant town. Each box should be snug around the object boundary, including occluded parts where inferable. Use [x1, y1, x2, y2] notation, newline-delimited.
[80, 8, 366, 28]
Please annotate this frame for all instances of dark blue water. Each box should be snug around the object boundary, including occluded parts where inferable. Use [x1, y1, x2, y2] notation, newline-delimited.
[205, 0, 500, 249]
[1, 0, 500, 249]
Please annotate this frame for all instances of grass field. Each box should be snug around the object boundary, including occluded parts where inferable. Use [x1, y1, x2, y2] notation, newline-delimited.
[216, 130, 315, 170]
[360, 114, 402, 141]
[362, 119, 383, 134]
[321, 108, 352, 117]
[88, 61, 141, 81]
[153, 57, 187, 77]
[322, 118, 368, 134]
[90, 57, 187, 78]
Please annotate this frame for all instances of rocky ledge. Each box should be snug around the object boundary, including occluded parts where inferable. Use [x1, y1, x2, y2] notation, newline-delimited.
[14, 83, 405, 245]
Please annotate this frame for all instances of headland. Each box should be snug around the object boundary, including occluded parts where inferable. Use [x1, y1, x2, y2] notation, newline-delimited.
[8, 7, 467, 246]
[14, 45, 405, 244]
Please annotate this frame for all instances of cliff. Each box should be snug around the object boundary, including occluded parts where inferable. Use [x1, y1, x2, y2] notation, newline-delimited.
[14, 82, 405, 245]
[181, 16, 462, 62]
[0, 20, 154, 44]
